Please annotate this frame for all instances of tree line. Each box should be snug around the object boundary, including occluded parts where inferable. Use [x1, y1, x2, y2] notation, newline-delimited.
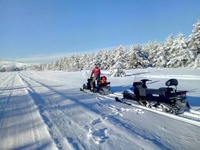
[32, 20, 200, 71]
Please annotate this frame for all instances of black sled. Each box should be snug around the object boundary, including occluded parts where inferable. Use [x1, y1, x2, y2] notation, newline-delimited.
[122, 79, 190, 114]
[81, 76, 111, 95]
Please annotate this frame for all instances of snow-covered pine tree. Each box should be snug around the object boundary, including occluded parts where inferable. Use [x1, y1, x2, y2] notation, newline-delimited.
[53, 60, 62, 70]
[167, 33, 189, 67]
[112, 46, 127, 66]
[110, 61, 126, 77]
[128, 44, 149, 68]
[154, 44, 167, 68]
[143, 42, 163, 67]
[188, 20, 200, 55]
[79, 54, 90, 70]
[46, 63, 53, 70]
[66, 55, 80, 71]
[100, 50, 114, 70]
[164, 35, 175, 67]
[79, 52, 96, 71]
[192, 54, 200, 68]
[31, 19, 200, 71]
[93, 52, 102, 67]
[143, 41, 159, 67]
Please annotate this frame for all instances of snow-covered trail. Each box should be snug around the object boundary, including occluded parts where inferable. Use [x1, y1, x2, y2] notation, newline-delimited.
[0, 73, 58, 150]
[18, 72, 163, 150]
[0, 69, 200, 150]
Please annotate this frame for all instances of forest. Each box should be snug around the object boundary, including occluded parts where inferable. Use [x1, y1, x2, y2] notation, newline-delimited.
[32, 20, 200, 71]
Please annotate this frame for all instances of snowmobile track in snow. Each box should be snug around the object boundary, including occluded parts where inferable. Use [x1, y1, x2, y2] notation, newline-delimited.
[100, 93, 200, 127]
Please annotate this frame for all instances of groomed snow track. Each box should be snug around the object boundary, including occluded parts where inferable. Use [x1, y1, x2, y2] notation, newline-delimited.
[0, 73, 59, 150]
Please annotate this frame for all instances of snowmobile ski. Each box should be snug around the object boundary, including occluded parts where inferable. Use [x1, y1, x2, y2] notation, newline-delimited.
[80, 88, 85, 92]
[115, 97, 131, 105]
[80, 88, 96, 94]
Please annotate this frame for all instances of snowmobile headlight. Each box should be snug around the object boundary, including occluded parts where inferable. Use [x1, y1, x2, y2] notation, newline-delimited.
[170, 99, 175, 103]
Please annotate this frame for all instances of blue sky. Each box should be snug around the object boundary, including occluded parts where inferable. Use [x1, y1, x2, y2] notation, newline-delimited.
[0, 0, 200, 62]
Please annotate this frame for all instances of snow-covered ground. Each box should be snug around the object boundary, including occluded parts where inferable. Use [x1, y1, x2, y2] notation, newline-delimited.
[0, 68, 200, 150]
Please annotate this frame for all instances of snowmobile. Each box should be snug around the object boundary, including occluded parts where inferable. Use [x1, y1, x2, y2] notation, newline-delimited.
[116, 78, 190, 114]
[81, 76, 111, 95]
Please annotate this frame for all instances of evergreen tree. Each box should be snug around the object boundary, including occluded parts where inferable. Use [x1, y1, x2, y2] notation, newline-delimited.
[128, 45, 148, 68]
[154, 44, 167, 68]
[192, 54, 200, 68]
[110, 61, 126, 77]
[167, 33, 188, 67]
[112, 46, 127, 66]
[164, 35, 174, 67]
[143, 41, 160, 66]
[188, 20, 200, 55]
[31, 20, 200, 71]
[100, 50, 113, 70]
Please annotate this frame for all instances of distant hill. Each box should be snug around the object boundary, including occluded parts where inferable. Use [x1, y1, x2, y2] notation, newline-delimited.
[0, 59, 33, 72]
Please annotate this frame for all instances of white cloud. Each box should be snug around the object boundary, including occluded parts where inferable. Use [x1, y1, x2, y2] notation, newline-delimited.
[12, 52, 85, 63]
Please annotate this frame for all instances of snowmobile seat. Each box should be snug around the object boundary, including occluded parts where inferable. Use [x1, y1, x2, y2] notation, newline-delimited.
[157, 87, 175, 95]
[99, 82, 110, 86]
[145, 88, 161, 101]
[157, 88, 166, 96]
[165, 79, 178, 87]
[165, 87, 176, 97]
[156, 87, 176, 98]
[166, 87, 176, 93]
[146, 88, 161, 94]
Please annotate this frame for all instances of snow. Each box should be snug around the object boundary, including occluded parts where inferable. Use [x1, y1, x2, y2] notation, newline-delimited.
[0, 68, 200, 150]
[0, 59, 32, 71]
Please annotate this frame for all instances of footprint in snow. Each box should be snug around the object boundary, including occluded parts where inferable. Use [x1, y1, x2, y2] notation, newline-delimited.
[91, 118, 102, 125]
[85, 117, 109, 144]
[88, 128, 109, 144]
[108, 105, 128, 116]
[159, 125, 167, 130]
[133, 109, 144, 114]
